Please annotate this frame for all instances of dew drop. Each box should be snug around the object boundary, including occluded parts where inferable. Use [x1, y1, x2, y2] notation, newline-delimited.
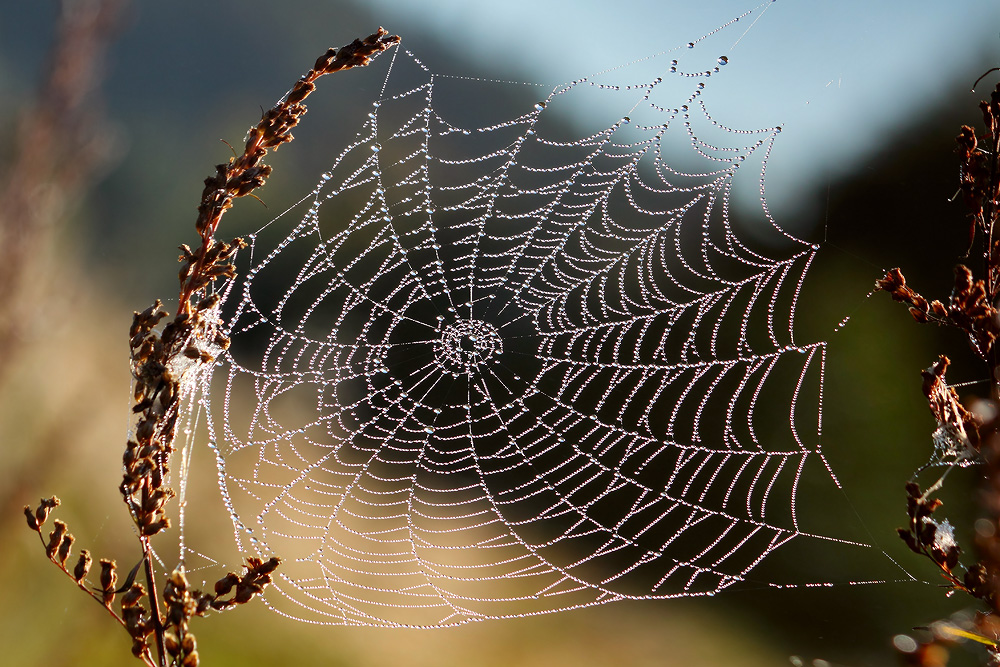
[717, 55, 729, 66]
[892, 635, 918, 655]
[534, 101, 547, 111]
[687, 42, 695, 49]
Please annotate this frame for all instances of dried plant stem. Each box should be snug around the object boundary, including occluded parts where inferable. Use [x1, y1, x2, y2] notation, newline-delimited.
[177, 27, 402, 317]
[878, 77, 1000, 662]
[27, 29, 400, 666]
[141, 538, 166, 667]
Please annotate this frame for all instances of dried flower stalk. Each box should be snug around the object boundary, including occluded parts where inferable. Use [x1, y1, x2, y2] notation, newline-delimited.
[27, 28, 400, 667]
[879, 77, 1000, 663]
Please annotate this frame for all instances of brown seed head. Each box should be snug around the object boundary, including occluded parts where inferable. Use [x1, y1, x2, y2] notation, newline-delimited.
[121, 583, 146, 609]
[73, 550, 92, 582]
[100, 559, 118, 606]
[23, 505, 39, 532]
[45, 520, 68, 560]
[34, 496, 60, 527]
[56, 532, 75, 566]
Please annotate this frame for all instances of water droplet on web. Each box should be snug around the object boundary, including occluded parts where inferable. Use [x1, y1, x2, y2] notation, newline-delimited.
[687, 42, 695, 49]
[534, 101, 547, 111]
[717, 55, 729, 66]
[371, 144, 381, 152]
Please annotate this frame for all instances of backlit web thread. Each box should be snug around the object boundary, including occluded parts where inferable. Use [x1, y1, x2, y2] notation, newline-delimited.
[203, 25, 851, 628]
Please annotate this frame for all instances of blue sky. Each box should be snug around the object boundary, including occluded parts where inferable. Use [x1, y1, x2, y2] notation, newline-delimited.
[356, 0, 1000, 219]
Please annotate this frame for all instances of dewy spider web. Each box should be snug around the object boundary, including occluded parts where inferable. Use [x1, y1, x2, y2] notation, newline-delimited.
[198, 8, 902, 627]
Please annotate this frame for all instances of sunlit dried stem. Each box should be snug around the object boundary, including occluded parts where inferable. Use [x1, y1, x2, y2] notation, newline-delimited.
[27, 28, 399, 667]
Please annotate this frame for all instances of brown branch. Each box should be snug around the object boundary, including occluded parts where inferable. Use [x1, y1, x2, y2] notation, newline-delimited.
[26, 27, 400, 666]
[23, 498, 158, 667]
[875, 265, 999, 359]
[122, 30, 399, 666]
[177, 27, 401, 318]
[889, 79, 1000, 664]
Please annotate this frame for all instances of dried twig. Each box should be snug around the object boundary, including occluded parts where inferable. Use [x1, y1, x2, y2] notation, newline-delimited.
[27, 28, 400, 666]
[881, 78, 1000, 664]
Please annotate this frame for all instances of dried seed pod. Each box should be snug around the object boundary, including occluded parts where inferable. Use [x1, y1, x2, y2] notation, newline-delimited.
[213, 572, 239, 596]
[34, 496, 60, 527]
[898, 527, 920, 554]
[23, 505, 39, 531]
[314, 47, 337, 71]
[120, 583, 146, 609]
[100, 559, 118, 606]
[195, 594, 213, 616]
[131, 638, 149, 659]
[164, 631, 180, 656]
[140, 517, 170, 536]
[256, 556, 280, 575]
[73, 550, 92, 582]
[45, 520, 68, 560]
[56, 532, 75, 566]
[169, 567, 190, 591]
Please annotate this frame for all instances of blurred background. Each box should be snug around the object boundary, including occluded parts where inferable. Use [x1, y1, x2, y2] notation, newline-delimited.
[3, 0, 1000, 665]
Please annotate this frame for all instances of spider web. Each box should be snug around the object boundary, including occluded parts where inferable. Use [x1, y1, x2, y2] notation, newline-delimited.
[197, 10, 901, 628]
